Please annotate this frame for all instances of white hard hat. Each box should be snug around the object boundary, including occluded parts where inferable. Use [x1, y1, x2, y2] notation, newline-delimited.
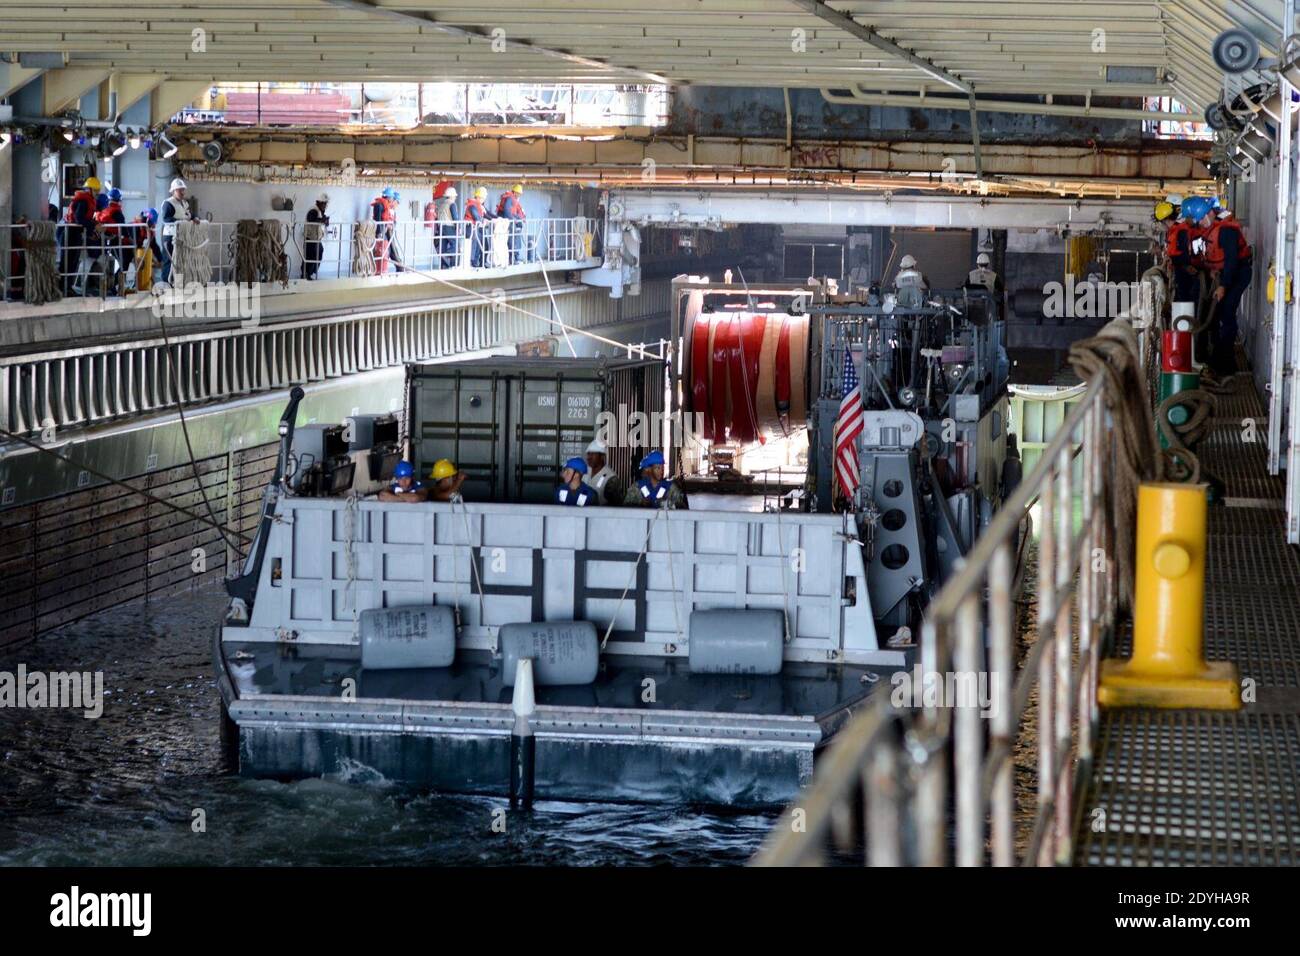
[899, 254, 917, 269]
[586, 438, 607, 455]
[976, 252, 991, 266]
[169, 177, 187, 192]
[317, 192, 329, 203]
[445, 187, 458, 199]
[1166, 193, 1184, 205]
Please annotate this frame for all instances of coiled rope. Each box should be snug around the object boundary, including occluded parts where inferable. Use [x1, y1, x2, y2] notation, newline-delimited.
[1067, 319, 1162, 613]
[1155, 389, 1216, 484]
[351, 220, 378, 277]
[23, 221, 62, 305]
[230, 219, 289, 286]
[170, 220, 212, 286]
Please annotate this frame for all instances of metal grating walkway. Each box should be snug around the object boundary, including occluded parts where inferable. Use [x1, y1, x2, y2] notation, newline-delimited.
[1076, 378, 1300, 866]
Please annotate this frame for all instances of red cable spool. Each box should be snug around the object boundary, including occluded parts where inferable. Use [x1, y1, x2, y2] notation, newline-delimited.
[685, 307, 806, 448]
[689, 308, 711, 431]
[775, 316, 793, 420]
[727, 312, 755, 444]
[710, 315, 733, 445]
[742, 312, 766, 444]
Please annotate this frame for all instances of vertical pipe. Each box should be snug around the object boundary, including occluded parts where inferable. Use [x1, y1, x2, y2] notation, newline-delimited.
[1271, 9, 1296, 475]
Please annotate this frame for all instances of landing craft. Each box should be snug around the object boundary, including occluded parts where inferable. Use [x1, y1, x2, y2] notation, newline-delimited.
[216, 274, 1014, 807]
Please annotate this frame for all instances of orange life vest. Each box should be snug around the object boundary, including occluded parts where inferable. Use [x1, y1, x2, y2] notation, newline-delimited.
[1165, 220, 1192, 259]
[64, 188, 95, 224]
[497, 192, 524, 219]
[463, 197, 486, 222]
[1203, 219, 1253, 271]
[95, 201, 123, 226]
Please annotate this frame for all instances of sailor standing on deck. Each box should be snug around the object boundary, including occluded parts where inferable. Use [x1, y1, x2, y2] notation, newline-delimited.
[624, 450, 685, 509]
[555, 457, 596, 507]
[967, 252, 1003, 295]
[584, 438, 623, 506]
[893, 253, 929, 308]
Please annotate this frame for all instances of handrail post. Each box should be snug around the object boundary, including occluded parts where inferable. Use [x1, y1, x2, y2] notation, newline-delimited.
[954, 593, 983, 866]
[1053, 440, 1074, 864]
[989, 541, 1014, 865]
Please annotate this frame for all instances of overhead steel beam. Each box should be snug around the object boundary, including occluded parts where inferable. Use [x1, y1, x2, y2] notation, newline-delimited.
[821, 87, 1193, 122]
[607, 189, 1155, 232]
[320, 0, 669, 86]
[0, 61, 45, 99]
[786, 0, 972, 95]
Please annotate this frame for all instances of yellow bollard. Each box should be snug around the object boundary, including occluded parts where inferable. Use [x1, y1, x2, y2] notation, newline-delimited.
[1098, 482, 1241, 709]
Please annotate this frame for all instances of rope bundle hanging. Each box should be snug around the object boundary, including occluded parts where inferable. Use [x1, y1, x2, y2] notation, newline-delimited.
[229, 219, 290, 286]
[1068, 319, 1162, 613]
[22, 221, 62, 305]
[351, 220, 378, 278]
[170, 220, 212, 286]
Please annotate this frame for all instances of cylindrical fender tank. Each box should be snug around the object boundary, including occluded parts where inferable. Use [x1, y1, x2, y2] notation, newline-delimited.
[688, 609, 784, 675]
[500, 621, 600, 686]
[360, 605, 457, 670]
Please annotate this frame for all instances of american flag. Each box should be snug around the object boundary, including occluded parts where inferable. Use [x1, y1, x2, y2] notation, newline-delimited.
[833, 349, 864, 506]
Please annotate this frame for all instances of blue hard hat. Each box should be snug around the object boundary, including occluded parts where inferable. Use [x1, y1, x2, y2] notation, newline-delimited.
[394, 460, 414, 478]
[108, 188, 121, 202]
[382, 187, 395, 199]
[639, 450, 665, 470]
[392, 190, 401, 201]
[145, 207, 158, 224]
[563, 456, 588, 475]
[1181, 196, 1212, 222]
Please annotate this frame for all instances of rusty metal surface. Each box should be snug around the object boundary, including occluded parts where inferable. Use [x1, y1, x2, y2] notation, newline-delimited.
[170, 125, 1211, 199]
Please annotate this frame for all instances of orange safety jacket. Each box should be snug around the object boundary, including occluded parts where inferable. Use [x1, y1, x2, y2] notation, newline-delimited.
[1165, 220, 1191, 259]
[497, 192, 525, 220]
[1203, 219, 1253, 271]
[64, 189, 96, 225]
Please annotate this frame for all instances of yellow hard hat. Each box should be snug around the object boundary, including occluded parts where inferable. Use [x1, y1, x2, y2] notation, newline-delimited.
[474, 186, 487, 200]
[430, 458, 457, 480]
[84, 176, 102, 191]
[1154, 201, 1175, 221]
[512, 183, 524, 194]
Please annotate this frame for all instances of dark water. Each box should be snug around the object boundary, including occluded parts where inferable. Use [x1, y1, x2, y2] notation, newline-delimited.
[0, 588, 775, 866]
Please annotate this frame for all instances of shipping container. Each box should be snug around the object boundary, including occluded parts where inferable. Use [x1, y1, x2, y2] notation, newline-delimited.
[406, 356, 666, 503]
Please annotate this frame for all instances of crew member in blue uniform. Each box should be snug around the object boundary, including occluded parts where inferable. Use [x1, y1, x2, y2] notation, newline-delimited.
[378, 460, 428, 502]
[623, 450, 684, 509]
[555, 456, 596, 506]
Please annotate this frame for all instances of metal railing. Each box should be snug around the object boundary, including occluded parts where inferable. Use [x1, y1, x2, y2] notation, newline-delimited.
[1, 217, 594, 301]
[0, 278, 673, 437]
[755, 375, 1116, 866]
